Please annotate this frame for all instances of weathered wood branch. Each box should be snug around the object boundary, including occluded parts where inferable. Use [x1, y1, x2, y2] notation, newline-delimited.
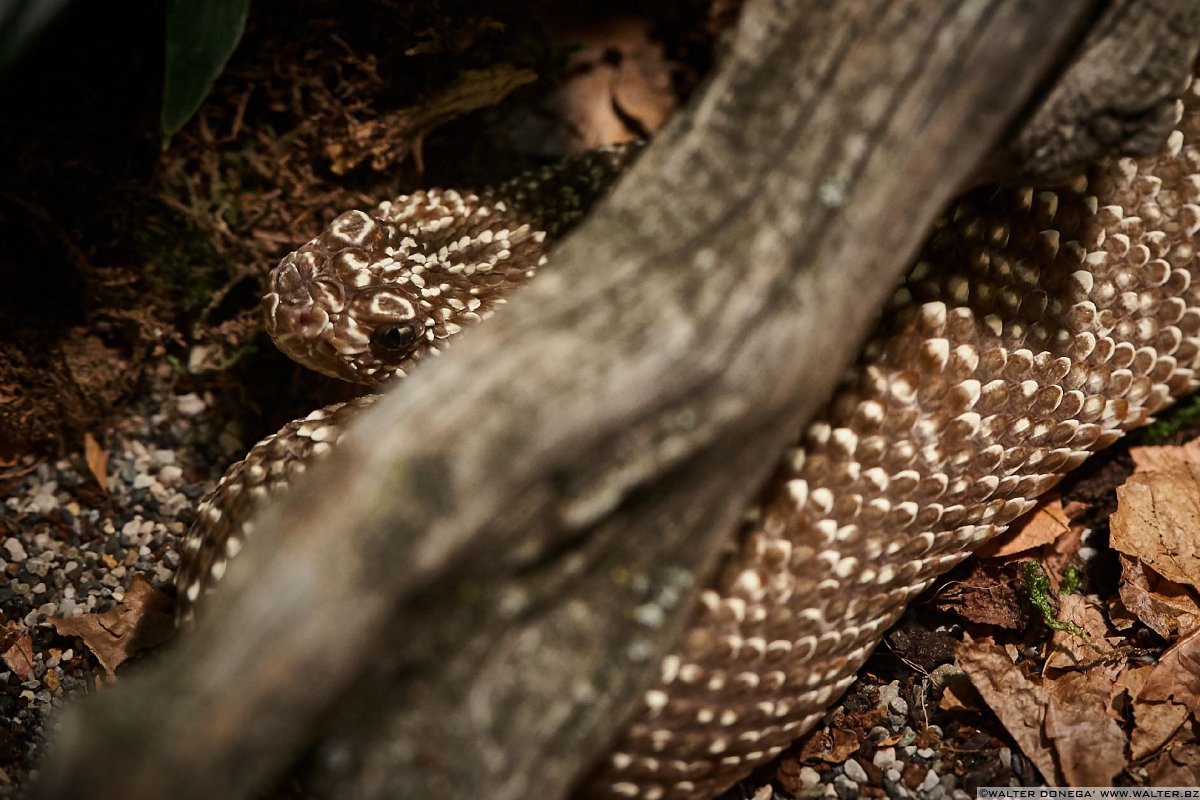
[983, 0, 1200, 184]
[31, 1, 1196, 799]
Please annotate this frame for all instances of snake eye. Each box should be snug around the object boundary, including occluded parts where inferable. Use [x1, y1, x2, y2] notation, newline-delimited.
[370, 322, 421, 357]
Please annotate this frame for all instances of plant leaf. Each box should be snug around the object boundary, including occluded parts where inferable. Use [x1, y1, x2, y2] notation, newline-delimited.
[161, 0, 250, 141]
[0, 0, 73, 71]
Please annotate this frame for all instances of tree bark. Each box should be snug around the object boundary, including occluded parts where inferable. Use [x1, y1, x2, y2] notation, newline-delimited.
[30, 2, 1195, 800]
[982, 0, 1200, 184]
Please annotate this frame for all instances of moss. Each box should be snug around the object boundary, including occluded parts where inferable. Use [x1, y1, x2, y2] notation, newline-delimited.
[1058, 564, 1084, 595]
[1143, 393, 1200, 443]
[1021, 560, 1086, 637]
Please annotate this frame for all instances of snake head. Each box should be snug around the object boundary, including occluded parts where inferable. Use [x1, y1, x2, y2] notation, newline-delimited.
[262, 192, 548, 386]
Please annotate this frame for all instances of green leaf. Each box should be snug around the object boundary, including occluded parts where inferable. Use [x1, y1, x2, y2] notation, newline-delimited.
[0, 0, 73, 71]
[161, 0, 250, 142]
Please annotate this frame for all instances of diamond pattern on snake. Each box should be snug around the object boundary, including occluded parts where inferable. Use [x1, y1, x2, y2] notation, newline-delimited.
[176, 73, 1200, 800]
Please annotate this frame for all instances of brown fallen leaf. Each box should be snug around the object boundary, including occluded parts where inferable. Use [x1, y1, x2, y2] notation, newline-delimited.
[957, 638, 1061, 784]
[978, 496, 1072, 557]
[1140, 626, 1200, 712]
[1146, 740, 1200, 785]
[1111, 444, 1200, 591]
[932, 562, 1029, 630]
[1117, 554, 1200, 639]
[83, 431, 108, 492]
[1044, 669, 1128, 786]
[1045, 594, 1119, 669]
[797, 726, 859, 763]
[1, 621, 34, 680]
[1118, 663, 1191, 761]
[937, 673, 983, 712]
[511, 16, 676, 154]
[1131, 439, 1200, 471]
[49, 575, 175, 675]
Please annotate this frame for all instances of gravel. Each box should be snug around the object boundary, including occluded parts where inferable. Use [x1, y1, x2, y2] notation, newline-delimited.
[0, 365, 243, 792]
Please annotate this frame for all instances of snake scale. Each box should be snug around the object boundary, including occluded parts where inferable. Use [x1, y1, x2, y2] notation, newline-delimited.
[175, 69, 1200, 798]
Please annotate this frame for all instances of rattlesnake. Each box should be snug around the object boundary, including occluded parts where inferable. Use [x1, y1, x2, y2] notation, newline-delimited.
[176, 72, 1200, 799]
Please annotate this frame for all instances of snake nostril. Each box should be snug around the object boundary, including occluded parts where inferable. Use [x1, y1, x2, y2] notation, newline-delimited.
[271, 259, 310, 302]
[279, 303, 331, 338]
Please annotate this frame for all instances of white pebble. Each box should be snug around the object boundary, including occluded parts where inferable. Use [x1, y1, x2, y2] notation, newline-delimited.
[30, 493, 58, 514]
[158, 465, 183, 486]
[3, 538, 27, 562]
[920, 769, 940, 792]
[176, 393, 206, 417]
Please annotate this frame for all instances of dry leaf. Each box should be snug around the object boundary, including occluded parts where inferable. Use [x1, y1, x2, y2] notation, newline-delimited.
[938, 675, 983, 712]
[957, 638, 1060, 784]
[1131, 439, 1200, 471]
[1117, 554, 1200, 638]
[1044, 669, 1128, 785]
[1, 622, 33, 680]
[933, 562, 1028, 629]
[1146, 740, 1200, 785]
[978, 497, 1071, 557]
[1045, 594, 1119, 669]
[49, 575, 175, 675]
[1134, 699, 1194, 760]
[1140, 626, 1200, 711]
[83, 431, 108, 491]
[530, 17, 675, 152]
[797, 726, 859, 763]
[1119, 663, 1191, 760]
[1111, 444, 1200, 590]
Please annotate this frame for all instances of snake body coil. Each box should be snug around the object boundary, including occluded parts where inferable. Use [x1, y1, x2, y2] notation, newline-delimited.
[178, 75, 1200, 799]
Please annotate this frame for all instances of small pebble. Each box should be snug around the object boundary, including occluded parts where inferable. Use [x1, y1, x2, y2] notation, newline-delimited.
[873, 746, 896, 768]
[159, 465, 184, 486]
[920, 769, 940, 793]
[31, 493, 58, 515]
[833, 774, 858, 800]
[4, 538, 28, 561]
[843, 759, 868, 783]
[176, 393, 206, 417]
[878, 681, 901, 707]
[799, 766, 821, 787]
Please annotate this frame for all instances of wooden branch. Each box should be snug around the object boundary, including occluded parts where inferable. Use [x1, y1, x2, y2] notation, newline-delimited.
[982, 0, 1200, 184]
[32, 2, 1125, 799]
